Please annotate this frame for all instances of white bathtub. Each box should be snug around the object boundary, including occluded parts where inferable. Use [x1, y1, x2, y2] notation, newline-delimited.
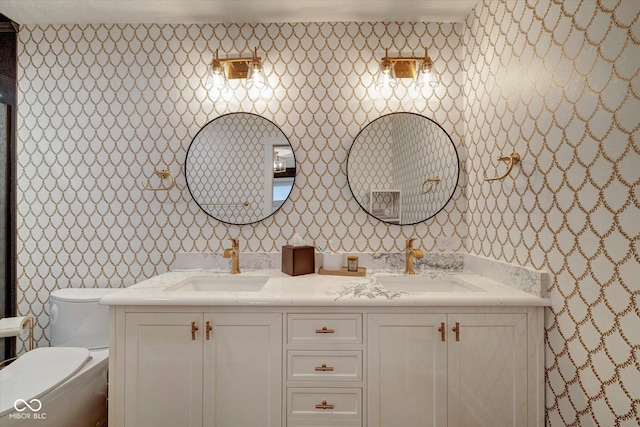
[0, 347, 108, 427]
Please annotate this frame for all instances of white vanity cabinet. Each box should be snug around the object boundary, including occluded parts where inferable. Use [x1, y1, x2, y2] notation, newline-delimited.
[367, 308, 543, 427]
[111, 309, 282, 427]
[285, 313, 364, 426]
[109, 304, 544, 427]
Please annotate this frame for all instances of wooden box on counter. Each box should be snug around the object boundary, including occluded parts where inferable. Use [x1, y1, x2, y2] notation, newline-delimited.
[281, 245, 315, 276]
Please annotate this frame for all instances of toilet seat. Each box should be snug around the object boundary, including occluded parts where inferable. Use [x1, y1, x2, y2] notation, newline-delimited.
[0, 347, 90, 416]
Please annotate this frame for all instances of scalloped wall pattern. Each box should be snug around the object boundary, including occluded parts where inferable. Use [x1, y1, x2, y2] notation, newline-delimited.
[16, 21, 467, 347]
[12, 0, 640, 425]
[465, 1, 639, 425]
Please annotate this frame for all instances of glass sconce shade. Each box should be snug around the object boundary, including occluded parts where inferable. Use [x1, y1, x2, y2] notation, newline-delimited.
[246, 59, 267, 92]
[375, 57, 398, 90]
[205, 56, 228, 92]
[415, 57, 438, 89]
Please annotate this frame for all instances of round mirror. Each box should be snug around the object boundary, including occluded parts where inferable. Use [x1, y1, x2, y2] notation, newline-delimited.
[185, 112, 296, 225]
[347, 112, 459, 225]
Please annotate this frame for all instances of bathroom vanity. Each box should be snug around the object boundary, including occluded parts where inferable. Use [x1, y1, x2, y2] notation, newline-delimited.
[103, 270, 548, 427]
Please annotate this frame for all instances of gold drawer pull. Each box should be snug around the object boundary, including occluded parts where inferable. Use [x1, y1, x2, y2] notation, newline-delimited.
[315, 326, 335, 334]
[315, 363, 334, 372]
[315, 400, 334, 410]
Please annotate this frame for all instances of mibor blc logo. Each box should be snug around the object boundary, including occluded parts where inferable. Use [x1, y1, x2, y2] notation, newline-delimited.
[10, 398, 47, 420]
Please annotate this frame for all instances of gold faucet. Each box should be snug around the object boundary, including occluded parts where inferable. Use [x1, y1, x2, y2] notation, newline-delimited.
[404, 238, 424, 275]
[223, 238, 241, 274]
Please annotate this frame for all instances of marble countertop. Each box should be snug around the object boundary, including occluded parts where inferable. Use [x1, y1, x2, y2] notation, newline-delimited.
[100, 268, 550, 307]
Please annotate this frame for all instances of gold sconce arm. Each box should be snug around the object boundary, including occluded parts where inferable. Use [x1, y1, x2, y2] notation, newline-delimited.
[143, 169, 175, 191]
[483, 152, 520, 182]
[421, 177, 441, 194]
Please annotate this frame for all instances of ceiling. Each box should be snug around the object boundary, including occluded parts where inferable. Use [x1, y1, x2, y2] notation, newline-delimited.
[0, 0, 479, 25]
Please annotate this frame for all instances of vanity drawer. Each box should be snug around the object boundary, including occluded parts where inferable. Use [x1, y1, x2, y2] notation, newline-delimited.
[287, 387, 362, 426]
[287, 351, 362, 382]
[287, 314, 362, 345]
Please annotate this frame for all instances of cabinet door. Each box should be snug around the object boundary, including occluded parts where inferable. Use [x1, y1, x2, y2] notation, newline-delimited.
[368, 314, 447, 427]
[447, 313, 528, 427]
[203, 312, 282, 427]
[124, 312, 204, 427]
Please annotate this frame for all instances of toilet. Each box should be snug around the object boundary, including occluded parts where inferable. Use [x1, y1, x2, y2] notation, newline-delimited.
[0, 288, 116, 427]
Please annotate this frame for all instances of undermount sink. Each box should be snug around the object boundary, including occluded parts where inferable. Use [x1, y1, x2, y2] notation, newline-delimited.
[167, 275, 269, 292]
[376, 275, 484, 293]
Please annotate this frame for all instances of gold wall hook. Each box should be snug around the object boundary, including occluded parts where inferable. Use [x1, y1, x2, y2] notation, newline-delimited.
[143, 169, 176, 191]
[421, 177, 441, 194]
[483, 152, 520, 182]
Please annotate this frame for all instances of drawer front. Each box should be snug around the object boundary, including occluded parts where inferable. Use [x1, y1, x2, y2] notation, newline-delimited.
[288, 351, 362, 382]
[287, 388, 362, 424]
[288, 314, 362, 345]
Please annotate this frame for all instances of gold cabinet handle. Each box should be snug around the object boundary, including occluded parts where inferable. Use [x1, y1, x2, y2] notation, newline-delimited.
[315, 363, 334, 372]
[315, 400, 334, 410]
[452, 322, 460, 342]
[315, 326, 335, 334]
[191, 321, 199, 341]
[438, 322, 446, 342]
[206, 321, 213, 340]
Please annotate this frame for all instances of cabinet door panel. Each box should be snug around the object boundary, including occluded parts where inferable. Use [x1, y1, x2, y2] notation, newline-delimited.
[204, 313, 282, 427]
[367, 314, 447, 427]
[447, 313, 528, 427]
[124, 313, 203, 427]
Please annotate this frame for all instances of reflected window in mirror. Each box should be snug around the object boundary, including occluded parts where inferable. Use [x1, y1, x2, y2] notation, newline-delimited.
[346, 112, 459, 225]
[272, 145, 294, 211]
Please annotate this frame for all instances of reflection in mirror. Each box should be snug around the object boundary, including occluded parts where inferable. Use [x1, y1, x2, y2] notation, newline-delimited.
[347, 112, 459, 225]
[185, 112, 295, 225]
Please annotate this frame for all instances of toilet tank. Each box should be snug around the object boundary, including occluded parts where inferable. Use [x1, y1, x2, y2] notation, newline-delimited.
[49, 288, 118, 350]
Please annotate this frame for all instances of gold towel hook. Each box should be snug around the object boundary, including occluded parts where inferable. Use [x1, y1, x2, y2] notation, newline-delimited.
[483, 152, 520, 182]
[143, 169, 176, 191]
[421, 177, 441, 194]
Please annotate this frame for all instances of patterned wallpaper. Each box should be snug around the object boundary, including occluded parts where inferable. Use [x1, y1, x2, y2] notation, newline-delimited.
[392, 113, 459, 223]
[12, 0, 640, 424]
[464, 0, 639, 425]
[15, 22, 466, 347]
[346, 116, 395, 201]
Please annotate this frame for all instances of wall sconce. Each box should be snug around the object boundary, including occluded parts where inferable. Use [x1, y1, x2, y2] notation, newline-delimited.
[375, 47, 438, 93]
[205, 48, 268, 95]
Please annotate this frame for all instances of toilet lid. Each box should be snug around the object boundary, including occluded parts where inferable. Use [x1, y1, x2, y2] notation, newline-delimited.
[0, 347, 90, 417]
[50, 288, 118, 302]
